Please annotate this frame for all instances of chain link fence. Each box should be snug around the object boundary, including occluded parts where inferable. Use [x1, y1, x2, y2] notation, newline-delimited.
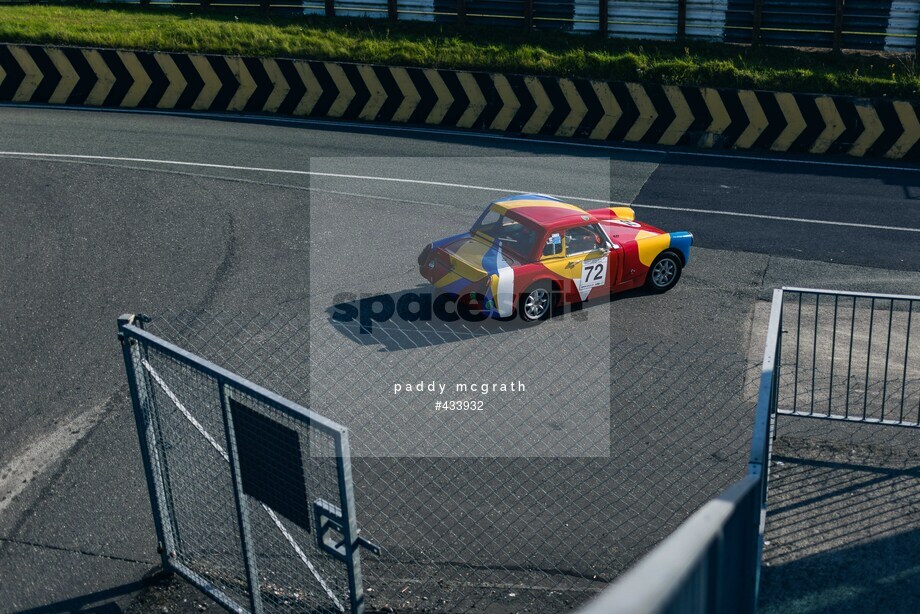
[138, 306, 762, 612]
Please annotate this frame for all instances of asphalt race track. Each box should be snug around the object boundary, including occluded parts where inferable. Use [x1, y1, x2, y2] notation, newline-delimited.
[1, 106, 919, 612]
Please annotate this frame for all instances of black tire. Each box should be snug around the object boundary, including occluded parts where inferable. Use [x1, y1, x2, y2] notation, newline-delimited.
[518, 281, 553, 322]
[645, 251, 682, 293]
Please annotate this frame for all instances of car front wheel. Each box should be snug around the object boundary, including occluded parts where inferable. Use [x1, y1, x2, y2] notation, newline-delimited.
[646, 252, 682, 293]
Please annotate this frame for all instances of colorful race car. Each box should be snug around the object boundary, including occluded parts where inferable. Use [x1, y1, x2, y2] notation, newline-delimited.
[418, 194, 692, 321]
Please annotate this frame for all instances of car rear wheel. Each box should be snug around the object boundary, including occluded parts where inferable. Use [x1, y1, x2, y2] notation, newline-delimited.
[519, 282, 553, 322]
[646, 252, 682, 293]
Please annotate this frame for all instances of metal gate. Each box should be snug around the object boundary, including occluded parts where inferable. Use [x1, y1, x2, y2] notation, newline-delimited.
[118, 314, 378, 614]
[777, 288, 919, 427]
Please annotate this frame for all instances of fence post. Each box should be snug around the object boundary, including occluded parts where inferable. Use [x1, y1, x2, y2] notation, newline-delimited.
[335, 430, 366, 614]
[599, 0, 608, 35]
[524, 0, 534, 30]
[916, 13, 920, 55]
[752, 0, 764, 45]
[118, 316, 173, 572]
[833, 0, 844, 52]
[219, 382, 265, 614]
[325, 0, 335, 18]
[677, 0, 687, 40]
[457, 0, 466, 25]
[388, 0, 398, 21]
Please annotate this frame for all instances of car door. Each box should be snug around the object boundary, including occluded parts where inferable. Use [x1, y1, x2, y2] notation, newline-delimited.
[561, 224, 615, 301]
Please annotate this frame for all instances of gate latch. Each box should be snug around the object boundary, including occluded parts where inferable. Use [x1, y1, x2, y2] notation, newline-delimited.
[313, 499, 381, 561]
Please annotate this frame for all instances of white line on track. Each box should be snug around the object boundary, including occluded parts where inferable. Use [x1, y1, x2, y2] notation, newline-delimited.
[2, 151, 919, 234]
[0, 402, 107, 516]
[5, 103, 920, 174]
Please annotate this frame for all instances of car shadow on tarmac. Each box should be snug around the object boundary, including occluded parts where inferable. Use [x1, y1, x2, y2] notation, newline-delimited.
[323, 284, 652, 352]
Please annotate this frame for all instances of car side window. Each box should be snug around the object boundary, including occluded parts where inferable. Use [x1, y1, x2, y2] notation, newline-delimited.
[564, 225, 605, 255]
[543, 232, 563, 257]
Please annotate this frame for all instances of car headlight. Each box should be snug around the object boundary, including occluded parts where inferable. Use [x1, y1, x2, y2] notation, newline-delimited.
[427, 260, 436, 269]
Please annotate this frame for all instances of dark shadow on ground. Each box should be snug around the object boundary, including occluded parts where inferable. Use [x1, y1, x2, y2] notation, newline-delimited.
[17, 576, 152, 614]
[759, 439, 920, 614]
[759, 528, 920, 614]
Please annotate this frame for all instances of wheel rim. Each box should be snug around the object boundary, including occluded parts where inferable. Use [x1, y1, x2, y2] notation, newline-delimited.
[651, 258, 677, 287]
[524, 288, 550, 319]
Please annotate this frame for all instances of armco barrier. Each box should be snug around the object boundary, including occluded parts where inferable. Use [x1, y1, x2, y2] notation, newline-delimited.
[3, 1, 918, 53]
[1, 42, 919, 158]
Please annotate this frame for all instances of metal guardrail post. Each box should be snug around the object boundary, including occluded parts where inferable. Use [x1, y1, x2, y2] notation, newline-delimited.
[219, 382, 265, 614]
[677, 0, 687, 40]
[833, 0, 845, 52]
[916, 17, 920, 55]
[599, 0, 608, 35]
[388, 0, 398, 21]
[457, 0, 466, 25]
[326, 0, 335, 18]
[749, 288, 783, 607]
[752, 0, 764, 45]
[524, 0, 534, 30]
[118, 315, 173, 571]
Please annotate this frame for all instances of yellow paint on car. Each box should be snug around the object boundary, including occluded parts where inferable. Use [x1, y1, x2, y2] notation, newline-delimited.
[636, 231, 671, 267]
[434, 271, 462, 288]
[541, 255, 583, 280]
[610, 206, 635, 220]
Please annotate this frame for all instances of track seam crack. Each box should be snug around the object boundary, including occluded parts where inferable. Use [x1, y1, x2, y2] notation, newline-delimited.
[0, 536, 156, 566]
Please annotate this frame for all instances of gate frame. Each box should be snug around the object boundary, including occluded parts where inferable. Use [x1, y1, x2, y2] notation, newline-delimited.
[118, 313, 368, 614]
[778, 287, 920, 428]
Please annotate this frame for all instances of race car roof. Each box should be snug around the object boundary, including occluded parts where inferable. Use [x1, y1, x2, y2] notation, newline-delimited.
[489, 194, 594, 230]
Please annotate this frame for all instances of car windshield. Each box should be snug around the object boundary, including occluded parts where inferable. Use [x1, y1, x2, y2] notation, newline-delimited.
[472, 209, 538, 257]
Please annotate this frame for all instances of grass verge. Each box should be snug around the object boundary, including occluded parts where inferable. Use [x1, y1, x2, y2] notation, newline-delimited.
[0, 4, 918, 98]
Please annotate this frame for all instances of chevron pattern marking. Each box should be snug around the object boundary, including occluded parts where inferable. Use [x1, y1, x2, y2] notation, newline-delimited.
[1, 43, 918, 160]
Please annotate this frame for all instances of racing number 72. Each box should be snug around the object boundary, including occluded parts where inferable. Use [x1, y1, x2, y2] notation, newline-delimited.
[584, 264, 603, 281]
[581, 258, 606, 289]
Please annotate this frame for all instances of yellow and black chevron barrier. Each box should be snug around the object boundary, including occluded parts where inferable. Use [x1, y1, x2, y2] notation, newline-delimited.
[1, 43, 918, 160]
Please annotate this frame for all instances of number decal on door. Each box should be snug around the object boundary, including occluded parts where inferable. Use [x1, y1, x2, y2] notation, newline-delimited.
[580, 257, 607, 289]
